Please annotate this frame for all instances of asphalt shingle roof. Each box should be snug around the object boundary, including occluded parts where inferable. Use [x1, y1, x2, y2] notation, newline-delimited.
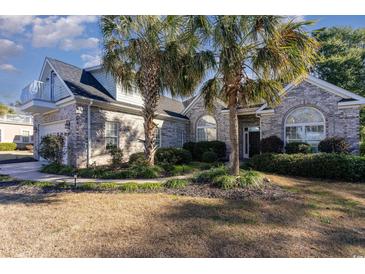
[48, 58, 187, 119]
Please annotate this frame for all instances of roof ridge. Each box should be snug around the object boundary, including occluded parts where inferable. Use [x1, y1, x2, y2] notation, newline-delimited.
[46, 57, 82, 71]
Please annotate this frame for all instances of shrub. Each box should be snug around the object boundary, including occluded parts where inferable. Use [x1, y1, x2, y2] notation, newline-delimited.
[23, 180, 54, 188]
[128, 152, 146, 165]
[155, 147, 192, 165]
[55, 182, 70, 189]
[194, 166, 228, 183]
[99, 169, 131, 179]
[0, 142, 17, 151]
[98, 182, 120, 190]
[128, 163, 163, 179]
[39, 135, 65, 164]
[119, 182, 139, 192]
[318, 137, 350, 153]
[40, 162, 62, 174]
[285, 142, 311, 154]
[138, 182, 163, 190]
[183, 142, 195, 156]
[202, 151, 218, 163]
[249, 153, 365, 182]
[77, 168, 96, 178]
[161, 164, 193, 176]
[106, 144, 124, 168]
[170, 165, 193, 175]
[192, 141, 226, 161]
[260, 135, 283, 153]
[361, 142, 365, 156]
[238, 170, 264, 188]
[164, 179, 188, 189]
[212, 175, 237, 189]
[59, 165, 75, 175]
[77, 182, 98, 190]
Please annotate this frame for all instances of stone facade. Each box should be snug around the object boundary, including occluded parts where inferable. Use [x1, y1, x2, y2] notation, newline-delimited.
[33, 80, 362, 168]
[86, 105, 189, 167]
[260, 81, 360, 153]
[34, 102, 189, 168]
[184, 96, 231, 153]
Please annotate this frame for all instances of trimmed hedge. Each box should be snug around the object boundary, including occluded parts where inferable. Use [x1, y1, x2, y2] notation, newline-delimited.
[260, 135, 283, 153]
[202, 151, 218, 163]
[155, 147, 192, 165]
[285, 142, 311, 154]
[183, 141, 226, 161]
[318, 137, 350, 153]
[249, 153, 365, 182]
[128, 152, 145, 165]
[0, 142, 17, 151]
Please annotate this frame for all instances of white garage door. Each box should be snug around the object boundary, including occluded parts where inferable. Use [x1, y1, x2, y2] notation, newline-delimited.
[39, 120, 68, 164]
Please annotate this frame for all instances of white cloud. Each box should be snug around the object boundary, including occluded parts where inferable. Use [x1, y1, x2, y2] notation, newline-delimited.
[0, 63, 18, 72]
[0, 16, 34, 35]
[81, 54, 101, 68]
[32, 16, 98, 48]
[60, 37, 99, 51]
[0, 39, 23, 73]
[0, 39, 23, 62]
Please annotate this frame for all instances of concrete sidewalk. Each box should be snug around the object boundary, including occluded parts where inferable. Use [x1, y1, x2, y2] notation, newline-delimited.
[0, 161, 190, 183]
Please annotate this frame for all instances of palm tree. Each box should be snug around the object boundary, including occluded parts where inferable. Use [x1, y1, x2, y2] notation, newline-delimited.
[101, 16, 214, 165]
[200, 16, 318, 175]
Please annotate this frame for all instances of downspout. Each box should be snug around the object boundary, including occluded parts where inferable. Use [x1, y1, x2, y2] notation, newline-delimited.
[87, 100, 93, 167]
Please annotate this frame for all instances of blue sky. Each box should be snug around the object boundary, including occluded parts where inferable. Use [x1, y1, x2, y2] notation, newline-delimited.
[0, 15, 364, 105]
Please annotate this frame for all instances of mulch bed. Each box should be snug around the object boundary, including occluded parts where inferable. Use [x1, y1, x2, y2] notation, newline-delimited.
[0, 178, 293, 201]
[162, 181, 293, 200]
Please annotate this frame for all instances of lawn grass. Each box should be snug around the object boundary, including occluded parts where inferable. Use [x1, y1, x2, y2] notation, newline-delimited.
[0, 173, 364, 257]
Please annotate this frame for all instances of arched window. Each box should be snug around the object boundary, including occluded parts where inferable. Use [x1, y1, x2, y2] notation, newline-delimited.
[196, 115, 217, 142]
[285, 107, 325, 150]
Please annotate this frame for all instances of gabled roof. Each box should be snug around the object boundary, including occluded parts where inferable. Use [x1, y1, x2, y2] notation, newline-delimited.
[256, 75, 365, 114]
[46, 57, 187, 119]
[47, 58, 115, 102]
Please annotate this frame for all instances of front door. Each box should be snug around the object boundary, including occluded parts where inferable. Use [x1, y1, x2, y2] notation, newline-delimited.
[249, 131, 260, 157]
[242, 126, 260, 159]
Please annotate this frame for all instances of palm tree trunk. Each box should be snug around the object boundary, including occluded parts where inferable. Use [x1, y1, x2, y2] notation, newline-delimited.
[140, 61, 160, 166]
[228, 91, 240, 176]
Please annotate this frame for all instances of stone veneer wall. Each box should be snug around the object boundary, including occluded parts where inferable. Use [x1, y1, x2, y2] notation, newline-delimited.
[78, 104, 189, 167]
[260, 81, 360, 153]
[184, 96, 231, 155]
[34, 102, 189, 168]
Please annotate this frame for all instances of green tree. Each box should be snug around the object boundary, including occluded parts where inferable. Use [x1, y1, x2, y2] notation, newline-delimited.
[312, 27, 365, 96]
[0, 103, 14, 116]
[101, 16, 214, 165]
[312, 27, 365, 142]
[200, 16, 318, 175]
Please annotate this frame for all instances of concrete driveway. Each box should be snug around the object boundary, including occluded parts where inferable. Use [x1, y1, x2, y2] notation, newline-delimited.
[0, 151, 35, 164]
[0, 161, 190, 183]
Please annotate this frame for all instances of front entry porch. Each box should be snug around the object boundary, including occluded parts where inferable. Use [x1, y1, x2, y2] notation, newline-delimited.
[238, 114, 260, 160]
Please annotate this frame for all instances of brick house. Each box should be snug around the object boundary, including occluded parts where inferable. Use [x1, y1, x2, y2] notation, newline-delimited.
[19, 57, 365, 168]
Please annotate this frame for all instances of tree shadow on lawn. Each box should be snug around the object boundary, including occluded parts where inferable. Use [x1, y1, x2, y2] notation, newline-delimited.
[82, 197, 323, 257]
[0, 192, 59, 205]
[83, 180, 365, 257]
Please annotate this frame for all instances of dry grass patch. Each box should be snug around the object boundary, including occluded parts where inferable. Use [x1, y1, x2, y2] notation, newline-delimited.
[0, 174, 364, 257]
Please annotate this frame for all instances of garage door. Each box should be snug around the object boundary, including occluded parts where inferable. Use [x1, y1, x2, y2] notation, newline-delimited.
[39, 120, 68, 164]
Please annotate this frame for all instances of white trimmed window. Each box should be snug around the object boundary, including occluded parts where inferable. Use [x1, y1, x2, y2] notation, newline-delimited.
[105, 121, 119, 147]
[196, 115, 217, 142]
[285, 107, 325, 150]
[22, 130, 30, 143]
[155, 127, 161, 148]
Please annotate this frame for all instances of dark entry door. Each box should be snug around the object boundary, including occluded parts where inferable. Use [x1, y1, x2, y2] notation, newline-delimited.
[249, 131, 260, 157]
